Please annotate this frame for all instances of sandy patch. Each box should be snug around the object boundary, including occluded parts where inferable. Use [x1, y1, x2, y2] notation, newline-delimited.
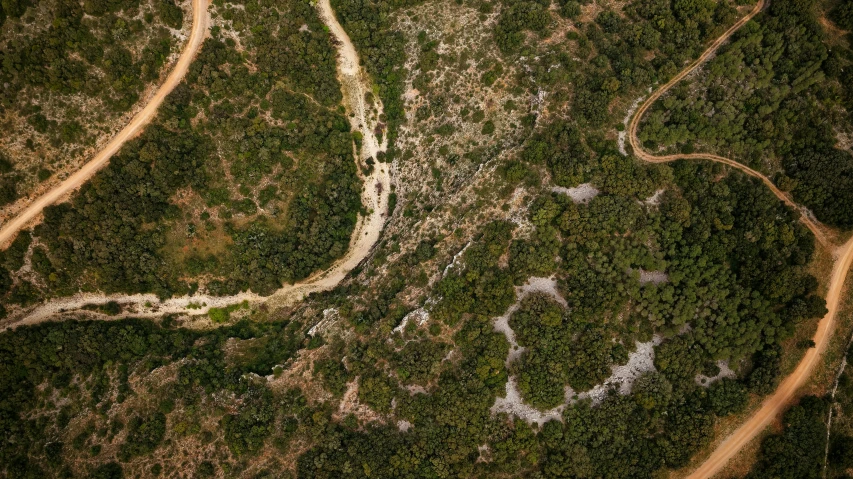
[551, 183, 599, 204]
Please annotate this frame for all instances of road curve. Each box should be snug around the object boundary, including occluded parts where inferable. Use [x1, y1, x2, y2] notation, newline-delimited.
[0, 0, 210, 249]
[627, 0, 853, 476]
[1, 0, 390, 330]
[687, 237, 853, 478]
[627, 0, 830, 249]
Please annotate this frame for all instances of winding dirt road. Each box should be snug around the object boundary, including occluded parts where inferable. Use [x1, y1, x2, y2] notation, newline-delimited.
[1, 0, 390, 330]
[628, 0, 853, 476]
[627, 0, 830, 249]
[0, 0, 211, 250]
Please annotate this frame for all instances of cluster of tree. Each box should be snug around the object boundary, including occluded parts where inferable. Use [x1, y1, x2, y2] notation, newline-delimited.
[297, 300, 762, 479]
[0, 231, 32, 314]
[155, 0, 182, 29]
[490, 111, 823, 407]
[830, 0, 853, 31]
[0, 0, 179, 204]
[638, 0, 853, 227]
[829, 356, 853, 477]
[248, 0, 342, 107]
[745, 395, 829, 478]
[222, 384, 275, 456]
[0, 149, 828, 478]
[783, 147, 853, 229]
[524, 119, 668, 195]
[493, 0, 551, 53]
[391, 339, 449, 385]
[0, 153, 19, 206]
[0, 0, 31, 26]
[760, 343, 853, 478]
[625, 0, 735, 64]
[117, 413, 167, 461]
[525, 122, 823, 360]
[34, 124, 209, 298]
[430, 221, 517, 326]
[504, 0, 739, 127]
[510, 293, 627, 408]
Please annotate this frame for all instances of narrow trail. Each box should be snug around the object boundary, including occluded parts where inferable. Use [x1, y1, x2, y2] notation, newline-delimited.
[0, 0, 211, 249]
[1, 0, 390, 330]
[627, 0, 853, 477]
[628, 0, 829, 248]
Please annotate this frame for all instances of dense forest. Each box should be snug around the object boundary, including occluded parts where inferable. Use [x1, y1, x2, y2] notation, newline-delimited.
[0, 0, 183, 207]
[638, 0, 853, 227]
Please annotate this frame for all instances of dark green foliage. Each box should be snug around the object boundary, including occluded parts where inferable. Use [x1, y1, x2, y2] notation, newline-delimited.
[330, 0, 415, 159]
[510, 294, 625, 408]
[0, 318, 303, 474]
[357, 369, 398, 413]
[118, 413, 166, 461]
[543, 390, 714, 477]
[156, 0, 182, 29]
[0, 0, 174, 114]
[195, 461, 215, 478]
[411, 240, 437, 265]
[508, 231, 559, 282]
[227, 156, 361, 294]
[707, 377, 748, 416]
[639, 0, 853, 228]
[829, 434, 853, 471]
[632, 371, 673, 410]
[830, 0, 853, 30]
[431, 221, 516, 325]
[747, 344, 783, 395]
[626, 0, 724, 61]
[36, 125, 209, 298]
[392, 339, 449, 384]
[494, 0, 550, 52]
[0, 152, 19, 206]
[2, 231, 31, 273]
[222, 385, 275, 456]
[655, 335, 703, 388]
[523, 121, 593, 187]
[29, 1, 363, 300]
[526, 158, 821, 364]
[784, 148, 853, 228]
[230, 144, 819, 478]
[90, 462, 123, 479]
[746, 395, 828, 479]
[314, 358, 350, 397]
[0, 178, 17, 206]
[524, 120, 667, 195]
[299, 318, 512, 478]
[227, 321, 306, 376]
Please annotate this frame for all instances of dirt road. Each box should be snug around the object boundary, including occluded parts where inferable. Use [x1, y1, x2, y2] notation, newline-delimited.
[628, 0, 853, 476]
[2, 0, 390, 330]
[0, 0, 210, 249]
[687, 238, 853, 478]
[627, 0, 830, 248]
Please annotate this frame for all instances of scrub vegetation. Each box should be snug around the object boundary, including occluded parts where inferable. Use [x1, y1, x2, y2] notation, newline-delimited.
[0, 0, 185, 213]
[1, 0, 853, 476]
[0, 0, 363, 310]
